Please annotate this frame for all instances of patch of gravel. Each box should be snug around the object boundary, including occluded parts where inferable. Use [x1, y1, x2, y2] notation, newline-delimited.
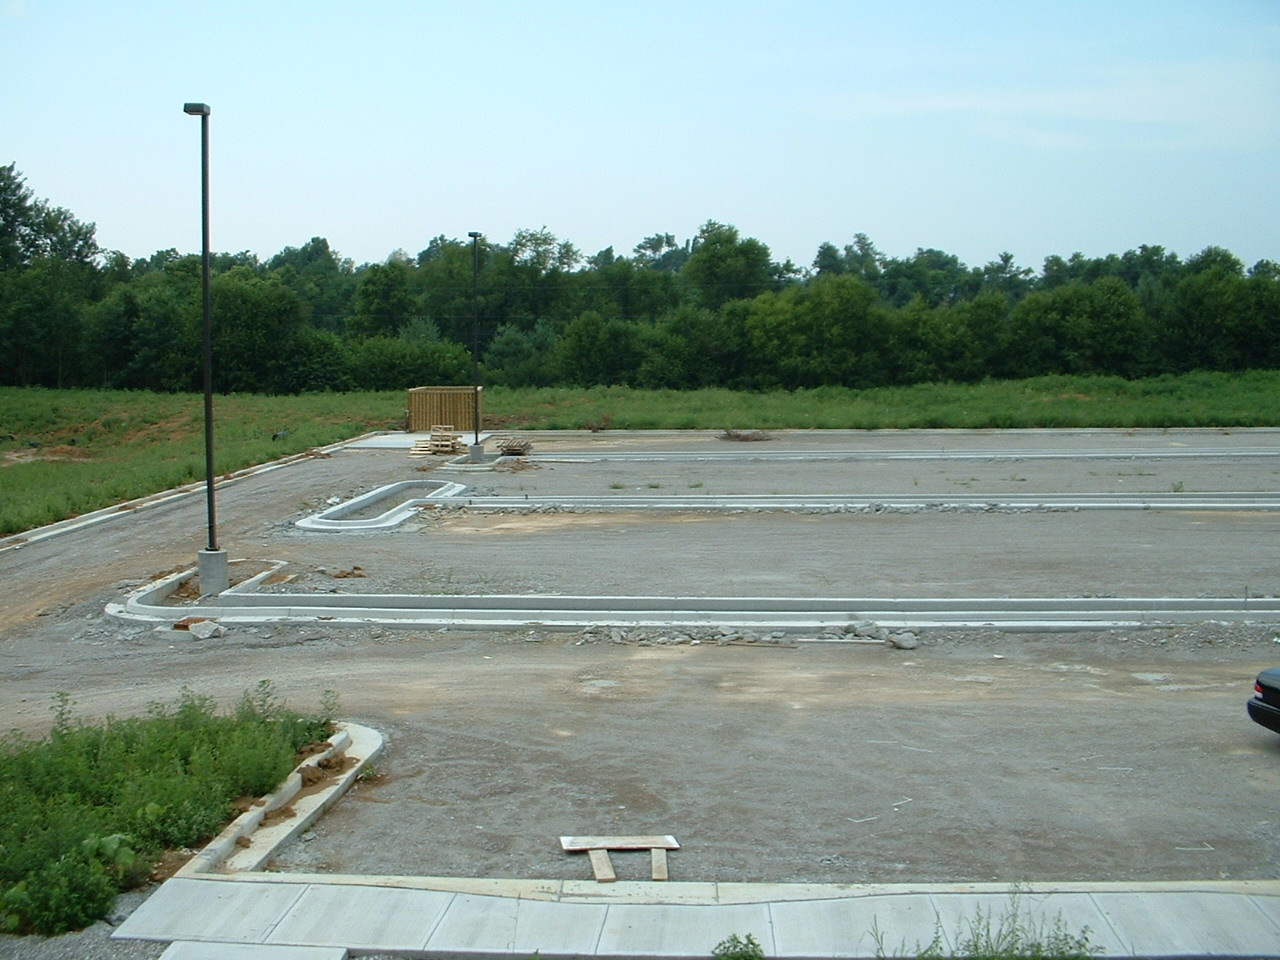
[0, 889, 166, 960]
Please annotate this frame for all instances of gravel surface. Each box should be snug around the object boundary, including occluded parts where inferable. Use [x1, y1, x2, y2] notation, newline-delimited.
[1, 428, 1277, 957]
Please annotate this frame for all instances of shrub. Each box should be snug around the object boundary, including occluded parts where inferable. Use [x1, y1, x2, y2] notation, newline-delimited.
[713, 933, 766, 960]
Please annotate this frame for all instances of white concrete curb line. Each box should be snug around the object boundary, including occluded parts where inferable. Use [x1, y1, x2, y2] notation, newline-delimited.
[177, 722, 383, 878]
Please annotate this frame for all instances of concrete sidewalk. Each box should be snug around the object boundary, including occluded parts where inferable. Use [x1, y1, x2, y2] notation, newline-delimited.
[114, 874, 1280, 959]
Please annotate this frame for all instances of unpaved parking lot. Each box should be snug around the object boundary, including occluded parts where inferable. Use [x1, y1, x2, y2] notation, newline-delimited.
[0, 429, 1277, 887]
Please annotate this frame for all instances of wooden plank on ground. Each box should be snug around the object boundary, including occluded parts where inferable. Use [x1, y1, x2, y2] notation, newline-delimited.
[560, 835, 679, 852]
[587, 848, 616, 882]
[650, 847, 669, 881]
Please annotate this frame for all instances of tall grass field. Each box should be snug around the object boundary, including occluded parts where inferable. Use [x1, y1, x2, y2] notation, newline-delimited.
[2, 370, 1277, 536]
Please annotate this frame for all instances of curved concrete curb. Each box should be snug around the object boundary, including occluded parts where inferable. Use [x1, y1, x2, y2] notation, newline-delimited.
[295, 480, 466, 531]
[178, 722, 383, 878]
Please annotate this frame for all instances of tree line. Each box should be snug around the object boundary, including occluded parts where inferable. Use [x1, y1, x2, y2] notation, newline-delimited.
[1, 163, 1277, 395]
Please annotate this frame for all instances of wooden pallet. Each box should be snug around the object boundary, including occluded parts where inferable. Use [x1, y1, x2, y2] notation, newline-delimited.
[495, 435, 533, 456]
[560, 835, 679, 882]
[409, 425, 464, 458]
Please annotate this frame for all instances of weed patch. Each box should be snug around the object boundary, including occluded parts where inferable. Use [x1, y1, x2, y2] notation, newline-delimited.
[0, 683, 333, 935]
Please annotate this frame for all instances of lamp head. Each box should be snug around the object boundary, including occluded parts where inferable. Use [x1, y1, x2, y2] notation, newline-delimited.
[467, 231, 481, 239]
[183, 102, 211, 116]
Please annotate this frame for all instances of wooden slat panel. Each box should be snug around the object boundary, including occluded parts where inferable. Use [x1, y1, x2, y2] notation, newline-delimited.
[560, 835, 679, 851]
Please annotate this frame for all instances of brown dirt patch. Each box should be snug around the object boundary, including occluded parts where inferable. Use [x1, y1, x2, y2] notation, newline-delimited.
[149, 849, 194, 882]
[1, 445, 91, 467]
[436, 510, 718, 535]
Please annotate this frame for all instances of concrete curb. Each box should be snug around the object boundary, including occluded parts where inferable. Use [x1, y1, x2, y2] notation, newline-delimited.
[105, 563, 1280, 630]
[178, 722, 383, 878]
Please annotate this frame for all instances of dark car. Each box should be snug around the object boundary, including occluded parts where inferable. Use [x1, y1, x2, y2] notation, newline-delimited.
[1248, 667, 1280, 734]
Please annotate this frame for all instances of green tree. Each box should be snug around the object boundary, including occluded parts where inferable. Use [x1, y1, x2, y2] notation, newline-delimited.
[742, 274, 883, 388]
[346, 336, 471, 390]
[0, 164, 99, 270]
[0, 258, 97, 386]
[483, 320, 560, 387]
[1165, 265, 1246, 372]
[555, 310, 646, 386]
[636, 304, 746, 388]
[878, 248, 973, 307]
[978, 252, 1033, 302]
[349, 260, 416, 338]
[1006, 278, 1153, 377]
[211, 268, 311, 393]
[632, 233, 689, 272]
[681, 221, 773, 310]
[266, 237, 356, 333]
[812, 241, 846, 276]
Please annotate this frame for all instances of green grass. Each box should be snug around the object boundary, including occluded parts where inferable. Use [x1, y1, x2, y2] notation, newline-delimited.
[0, 388, 404, 535]
[3, 370, 1277, 535]
[489, 370, 1280, 430]
[0, 683, 333, 935]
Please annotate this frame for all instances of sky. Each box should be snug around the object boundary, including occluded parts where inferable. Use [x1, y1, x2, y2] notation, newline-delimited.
[3, 1, 1278, 274]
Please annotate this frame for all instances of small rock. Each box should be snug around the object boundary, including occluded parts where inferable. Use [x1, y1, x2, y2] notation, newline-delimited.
[188, 620, 225, 640]
[889, 631, 919, 650]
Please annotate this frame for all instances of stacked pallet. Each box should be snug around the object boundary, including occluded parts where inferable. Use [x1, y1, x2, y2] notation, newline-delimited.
[495, 435, 533, 456]
[409, 425, 463, 458]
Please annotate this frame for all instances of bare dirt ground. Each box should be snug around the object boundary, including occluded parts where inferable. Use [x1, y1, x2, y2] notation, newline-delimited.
[1, 429, 1277, 910]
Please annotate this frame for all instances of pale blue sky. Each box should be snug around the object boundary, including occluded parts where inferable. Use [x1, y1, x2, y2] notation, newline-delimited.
[3, 1, 1277, 272]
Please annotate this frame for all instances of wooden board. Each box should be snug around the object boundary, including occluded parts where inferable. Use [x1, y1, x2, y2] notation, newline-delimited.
[560, 835, 679, 852]
[650, 847, 669, 881]
[587, 848, 616, 882]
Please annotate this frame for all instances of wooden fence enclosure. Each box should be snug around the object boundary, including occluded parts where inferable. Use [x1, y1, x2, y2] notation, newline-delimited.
[407, 386, 481, 433]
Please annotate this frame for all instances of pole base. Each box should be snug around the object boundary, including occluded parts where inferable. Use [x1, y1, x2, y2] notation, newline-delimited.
[197, 548, 229, 596]
[468, 443, 486, 464]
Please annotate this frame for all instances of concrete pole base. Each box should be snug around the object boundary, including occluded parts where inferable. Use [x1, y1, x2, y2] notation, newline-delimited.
[197, 548, 229, 596]
[468, 443, 486, 463]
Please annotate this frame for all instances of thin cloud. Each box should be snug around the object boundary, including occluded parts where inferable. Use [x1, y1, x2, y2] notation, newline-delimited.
[833, 59, 1280, 152]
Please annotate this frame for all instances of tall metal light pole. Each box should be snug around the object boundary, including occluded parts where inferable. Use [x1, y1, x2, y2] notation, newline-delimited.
[467, 231, 482, 452]
[183, 102, 228, 594]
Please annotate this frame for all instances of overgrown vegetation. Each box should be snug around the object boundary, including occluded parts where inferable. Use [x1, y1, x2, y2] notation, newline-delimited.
[2, 372, 1277, 536]
[0, 683, 333, 935]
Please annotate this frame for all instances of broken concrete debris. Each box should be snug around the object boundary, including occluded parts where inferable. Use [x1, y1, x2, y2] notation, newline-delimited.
[186, 619, 226, 640]
[573, 622, 921, 649]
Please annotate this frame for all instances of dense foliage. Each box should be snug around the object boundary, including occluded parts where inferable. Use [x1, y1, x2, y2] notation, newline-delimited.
[1, 163, 1276, 394]
[0, 684, 333, 935]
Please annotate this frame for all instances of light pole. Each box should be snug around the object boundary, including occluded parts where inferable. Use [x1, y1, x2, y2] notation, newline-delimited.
[467, 231, 482, 454]
[183, 101, 228, 594]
